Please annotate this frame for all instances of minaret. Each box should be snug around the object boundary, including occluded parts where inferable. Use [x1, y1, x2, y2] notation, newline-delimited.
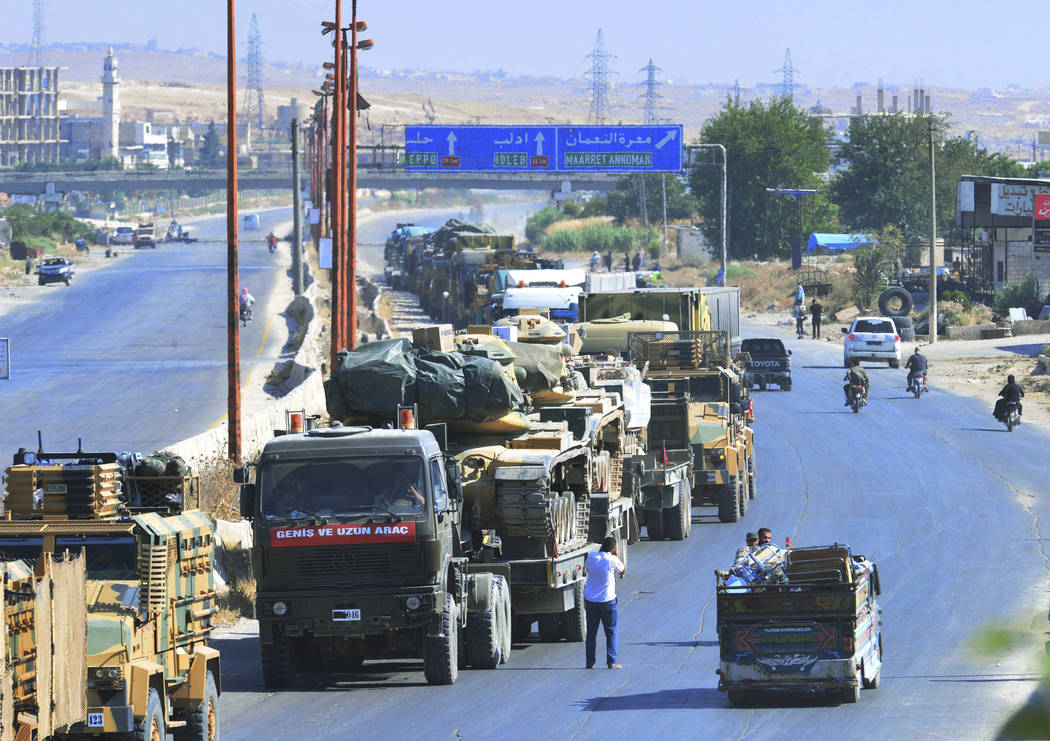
[101, 46, 120, 159]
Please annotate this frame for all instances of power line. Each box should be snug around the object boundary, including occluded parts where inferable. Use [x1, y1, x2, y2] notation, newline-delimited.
[585, 28, 615, 125]
[243, 13, 265, 139]
[774, 48, 797, 100]
[639, 58, 662, 124]
[31, 0, 45, 67]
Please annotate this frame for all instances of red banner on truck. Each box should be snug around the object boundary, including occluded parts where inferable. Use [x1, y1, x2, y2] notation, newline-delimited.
[270, 522, 416, 547]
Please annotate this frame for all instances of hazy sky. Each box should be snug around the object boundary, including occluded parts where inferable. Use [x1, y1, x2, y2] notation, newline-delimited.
[3, 0, 1044, 89]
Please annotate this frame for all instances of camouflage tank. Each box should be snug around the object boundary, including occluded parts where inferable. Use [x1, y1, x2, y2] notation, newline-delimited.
[0, 446, 220, 740]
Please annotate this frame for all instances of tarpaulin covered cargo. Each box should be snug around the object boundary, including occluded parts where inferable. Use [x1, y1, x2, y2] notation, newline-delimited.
[325, 339, 526, 423]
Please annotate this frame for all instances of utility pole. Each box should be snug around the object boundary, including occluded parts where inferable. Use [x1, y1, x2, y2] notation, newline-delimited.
[638, 175, 648, 226]
[928, 117, 937, 345]
[226, 0, 242, 462]
[329, 0, 345, 367]
[291, 118, 304, 295]
[346, 0, 360, 350]
[661, 174, 668, 248]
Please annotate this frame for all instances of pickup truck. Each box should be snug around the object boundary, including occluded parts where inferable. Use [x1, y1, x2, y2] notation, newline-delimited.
[134, 223, 156, 249]
[740, 338, 791, 391]
[37, 256, 73, 286]
[717, 543, 882, 705]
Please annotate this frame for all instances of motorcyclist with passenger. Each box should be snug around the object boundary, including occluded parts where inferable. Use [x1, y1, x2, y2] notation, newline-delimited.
[905, 346, 928, 392]
[993, 374, 1025, 421]
[843, 358, 870, 407]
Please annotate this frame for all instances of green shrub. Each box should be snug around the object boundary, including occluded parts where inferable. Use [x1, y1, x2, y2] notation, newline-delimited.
[705, 263, 757, 285]
[942, 289, 972, 311]
[525, 206, 568, 243]
[994, 272, 1042, 313]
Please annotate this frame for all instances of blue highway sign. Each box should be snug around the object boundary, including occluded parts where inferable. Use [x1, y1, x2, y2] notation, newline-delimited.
[405, 125, 683, 173]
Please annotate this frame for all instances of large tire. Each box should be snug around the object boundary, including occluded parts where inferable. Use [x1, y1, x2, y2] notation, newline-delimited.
[899, 327, 915, 341]
[726, 689, 751, 707]
[893, 315, 914, 328]
[466, 579, 501, 669]
[176, 670, 219, 741]
[512, 614, 533, 642]
[748, 459, 757, 500]
[646, 508, 665, 541]
[537, 614, 562, 643]
[718, 483, 740, 523]
[665, 494, 687, 541]
[260, 630, 295, 689]
[135, 689, 165, 741]
[878, 287, 913, 317]
[424, 593, 459, 685]
[889, 359, 900, 369]
[563, 581, 586, 643]
[738, 477, 748, 517]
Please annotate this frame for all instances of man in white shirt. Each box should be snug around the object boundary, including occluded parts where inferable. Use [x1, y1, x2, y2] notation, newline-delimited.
[584, 536, 626, 669]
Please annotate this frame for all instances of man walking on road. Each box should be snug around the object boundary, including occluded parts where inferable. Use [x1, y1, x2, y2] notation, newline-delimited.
[810, 299, 823, 339]
[584, 536, 625, 669]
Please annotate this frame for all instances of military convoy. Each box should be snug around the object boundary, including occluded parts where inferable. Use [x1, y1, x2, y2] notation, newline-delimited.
[0, 443, 220, 740]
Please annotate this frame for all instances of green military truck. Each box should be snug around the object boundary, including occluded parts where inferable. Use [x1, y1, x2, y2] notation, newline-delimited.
[1, 446, 220, 740]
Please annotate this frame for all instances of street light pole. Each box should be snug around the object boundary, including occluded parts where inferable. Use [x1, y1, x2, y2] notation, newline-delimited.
[928, 117, 937, 345]
[225, 0, 242, 463]
[291, 117, 304, 296]
[328, 1, 345, 369]
[345, 3, 357, 349]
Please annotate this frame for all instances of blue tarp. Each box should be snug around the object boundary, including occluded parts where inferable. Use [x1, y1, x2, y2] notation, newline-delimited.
[806, 233, 878, 252]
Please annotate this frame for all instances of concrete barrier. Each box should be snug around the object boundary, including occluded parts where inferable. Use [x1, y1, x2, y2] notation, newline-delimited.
[1011, 319, 1050, 336]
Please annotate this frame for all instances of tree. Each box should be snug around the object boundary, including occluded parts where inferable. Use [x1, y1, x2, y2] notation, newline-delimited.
[604, 174, 695, 224]
[199, 120, 222, 169]
[832, 115, 1027, 240]
[851, 239, 889, 311]
[690, 96, 832, 259]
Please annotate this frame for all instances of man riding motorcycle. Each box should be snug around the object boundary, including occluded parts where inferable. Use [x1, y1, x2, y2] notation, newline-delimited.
[993, 374, 1024, 421]
[267, 232, 278, 253]
[843, 358, 870, 407]
[905, 346, 928, 392]
[239, 287, 256, 322]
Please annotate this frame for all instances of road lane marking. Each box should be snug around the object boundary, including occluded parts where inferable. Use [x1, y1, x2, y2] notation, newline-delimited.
[206, 314, 276, 431]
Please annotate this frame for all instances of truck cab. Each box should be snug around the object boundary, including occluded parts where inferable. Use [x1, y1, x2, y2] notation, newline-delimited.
[240, 424, 512, 686]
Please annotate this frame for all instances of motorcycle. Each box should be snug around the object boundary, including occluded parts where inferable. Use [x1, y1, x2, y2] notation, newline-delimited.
[849, 384, 867, 413]
[239, 304, 253, 327]
[911, 371, 927, 399]
[1004, 400, 1021, 432]
[267, 234, 278, 254]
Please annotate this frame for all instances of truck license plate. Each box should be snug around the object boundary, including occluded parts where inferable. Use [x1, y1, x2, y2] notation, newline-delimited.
[706, 472, 718, 482]
[333, 609, 361, 622]
[87, 713, 104, 728]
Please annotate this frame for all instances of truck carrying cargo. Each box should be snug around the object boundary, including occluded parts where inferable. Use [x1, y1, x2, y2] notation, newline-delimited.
[716, 543, 883, 705]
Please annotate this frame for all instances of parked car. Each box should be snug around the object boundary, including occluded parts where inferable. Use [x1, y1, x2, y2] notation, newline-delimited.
[37, 256, 73, 286]
[112, 226, 135, 245]
[842, 316, 901, 368]
[243, 213, 261, 231]
[741, 338, 792, 391]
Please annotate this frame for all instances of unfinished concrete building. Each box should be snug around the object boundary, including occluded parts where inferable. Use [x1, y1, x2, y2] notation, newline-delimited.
[0, 66, 61, 167]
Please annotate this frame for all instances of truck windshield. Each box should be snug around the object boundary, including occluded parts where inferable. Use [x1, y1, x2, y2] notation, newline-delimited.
[259, 456, 428, 520]
[687, 375, 724, 402]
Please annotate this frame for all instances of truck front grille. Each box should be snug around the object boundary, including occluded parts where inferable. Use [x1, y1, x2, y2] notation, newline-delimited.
[268, 543, 423, 586]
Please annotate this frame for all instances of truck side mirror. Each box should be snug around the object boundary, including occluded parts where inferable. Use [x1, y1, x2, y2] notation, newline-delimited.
[730, 402, 743, 416]
[788, 350, 792, 355]
[729, 382, 742, 403]
[445, 460, 463, 502]
[239, 484, 256, 520]
[841, 327, 848, 334]
[233, 466, 247, 484]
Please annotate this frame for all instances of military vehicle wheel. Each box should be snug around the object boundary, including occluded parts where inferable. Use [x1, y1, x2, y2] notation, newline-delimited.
[512, 614, 533, 642]
[718, 484, 740, 523]
[136, 689, 165, 741]
[646, 509, 665, 541]
[747, 459, 756, 499]
[424, 593, 459, 685]
[176, 669, 218, 741]
[467, 578, 502, 669]
[260, 632, 295, 688]
[563, 581, 586, 642]
[538, 614, 562, 643]
[738, 477, 748, 516]
[665, 496, 688, 541]
[726, 689, 751, 707]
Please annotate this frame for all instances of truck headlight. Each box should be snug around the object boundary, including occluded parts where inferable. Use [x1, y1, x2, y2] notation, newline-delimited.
[272, 601, 288, 616]
[405, 596, 421, 610]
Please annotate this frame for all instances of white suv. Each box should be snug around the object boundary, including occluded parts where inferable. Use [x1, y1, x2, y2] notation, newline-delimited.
[842, 316, 901, 368]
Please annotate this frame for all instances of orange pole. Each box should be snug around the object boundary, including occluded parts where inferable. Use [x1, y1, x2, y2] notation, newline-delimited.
[329, 0, 344, 369]
[226, 0, 241, 462]
[346, 0, 358, 349]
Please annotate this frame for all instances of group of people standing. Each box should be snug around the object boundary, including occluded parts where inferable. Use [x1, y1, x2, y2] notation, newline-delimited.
[590, 249, 647, 274]
[792, 284, 823, 340]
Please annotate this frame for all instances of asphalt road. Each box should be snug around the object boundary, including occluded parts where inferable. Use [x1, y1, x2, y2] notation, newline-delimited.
[216, 312, 1050, 738]
[0, 207, 291, 454]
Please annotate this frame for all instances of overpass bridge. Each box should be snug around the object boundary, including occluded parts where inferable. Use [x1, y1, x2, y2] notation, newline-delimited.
[0, 166, 626, 196]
